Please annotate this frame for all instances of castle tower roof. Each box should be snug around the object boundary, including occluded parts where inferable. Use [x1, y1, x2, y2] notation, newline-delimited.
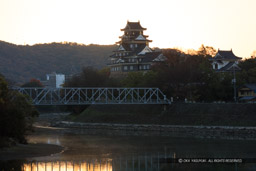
[213, 50, 242, 60]
[121, 21, 146, 31]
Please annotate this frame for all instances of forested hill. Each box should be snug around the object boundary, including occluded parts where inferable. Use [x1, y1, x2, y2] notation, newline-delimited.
[0, 41, 117, 83]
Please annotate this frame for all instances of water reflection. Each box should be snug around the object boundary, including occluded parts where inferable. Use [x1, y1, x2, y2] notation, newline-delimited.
[47, 137, 61, 145]
[20, 156, 256, 171]
[23, 159, 112, 171]
[22, 154, 175, 171]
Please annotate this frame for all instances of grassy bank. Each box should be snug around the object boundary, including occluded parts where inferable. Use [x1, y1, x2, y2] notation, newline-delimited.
[66, 103, 256, 126]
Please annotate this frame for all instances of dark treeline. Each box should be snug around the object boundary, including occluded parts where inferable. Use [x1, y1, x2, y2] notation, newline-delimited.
[0, 41, 117, 83]
[65, 46, 256, 102]
[0, 74, 38, 147]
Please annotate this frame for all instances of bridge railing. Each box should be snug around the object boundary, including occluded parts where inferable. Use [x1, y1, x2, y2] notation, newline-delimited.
[12, 87, 171, 105]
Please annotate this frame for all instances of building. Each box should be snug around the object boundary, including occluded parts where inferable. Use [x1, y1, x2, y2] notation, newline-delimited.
[42, 72, 65, 88]
[238, 84, 256, 101]
[209, 49, 242, 72]
[108, 21, 165, 77]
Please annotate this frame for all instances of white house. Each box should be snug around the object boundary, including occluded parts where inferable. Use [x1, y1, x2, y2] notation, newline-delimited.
[45, 72, 65, 88]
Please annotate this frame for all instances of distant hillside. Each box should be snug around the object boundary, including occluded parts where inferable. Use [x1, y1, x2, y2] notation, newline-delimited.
[0, 41, 117, 83]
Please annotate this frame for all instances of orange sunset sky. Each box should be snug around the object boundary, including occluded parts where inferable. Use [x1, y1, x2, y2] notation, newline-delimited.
[0, 0, 256, 58]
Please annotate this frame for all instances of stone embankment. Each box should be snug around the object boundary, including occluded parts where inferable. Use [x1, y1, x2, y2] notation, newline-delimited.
[53, 121, 256, 140]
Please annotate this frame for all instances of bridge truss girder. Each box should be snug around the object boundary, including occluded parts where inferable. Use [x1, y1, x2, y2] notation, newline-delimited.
[14, 87, 171, 105]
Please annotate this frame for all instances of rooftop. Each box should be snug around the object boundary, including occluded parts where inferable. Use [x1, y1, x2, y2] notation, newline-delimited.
[211, 50, 242, 60]
[216, 62, 241, 72]
[242, 84, 256, 91]
[142, 52, 163, 62]
[121, 21, 146, 31]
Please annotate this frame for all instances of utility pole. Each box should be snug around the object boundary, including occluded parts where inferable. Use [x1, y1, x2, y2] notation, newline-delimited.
[233, 66, 237, 102]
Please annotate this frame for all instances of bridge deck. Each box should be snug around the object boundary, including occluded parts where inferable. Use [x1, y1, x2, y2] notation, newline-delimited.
[14, 87, 171, 105]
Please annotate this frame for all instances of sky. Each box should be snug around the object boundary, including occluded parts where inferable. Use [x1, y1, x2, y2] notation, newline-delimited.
[0, 0, 256, 58]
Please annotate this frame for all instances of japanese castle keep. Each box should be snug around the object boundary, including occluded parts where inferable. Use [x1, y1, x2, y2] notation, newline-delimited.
[109, 21, 165, 77]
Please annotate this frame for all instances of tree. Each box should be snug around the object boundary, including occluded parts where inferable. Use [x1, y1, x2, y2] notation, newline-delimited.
[21, 78, 44, 87]
[151, 48, 236, 102]
[151, 49, 214, 101]
[251, 50, 256, 58]
[238, 58, 256, 84]
[64, 67, 110, 87]
[0, 75, 38, 147]
[121, 72, 144, 87]
[63, 67, 114, 114]
[198, 44, 217, 57]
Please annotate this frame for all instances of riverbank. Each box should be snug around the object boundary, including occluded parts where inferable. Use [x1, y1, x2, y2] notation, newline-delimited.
[0, 113, 68, 161]
[0, 143, 64, 161]
[66, 103, 256, 126]
[59, 103, 256, 140]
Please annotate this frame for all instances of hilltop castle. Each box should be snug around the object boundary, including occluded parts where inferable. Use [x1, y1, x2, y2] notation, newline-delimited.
[109, 21, 165, 77]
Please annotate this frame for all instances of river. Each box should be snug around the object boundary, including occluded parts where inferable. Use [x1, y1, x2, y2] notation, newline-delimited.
[1, 124, 256, 170]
